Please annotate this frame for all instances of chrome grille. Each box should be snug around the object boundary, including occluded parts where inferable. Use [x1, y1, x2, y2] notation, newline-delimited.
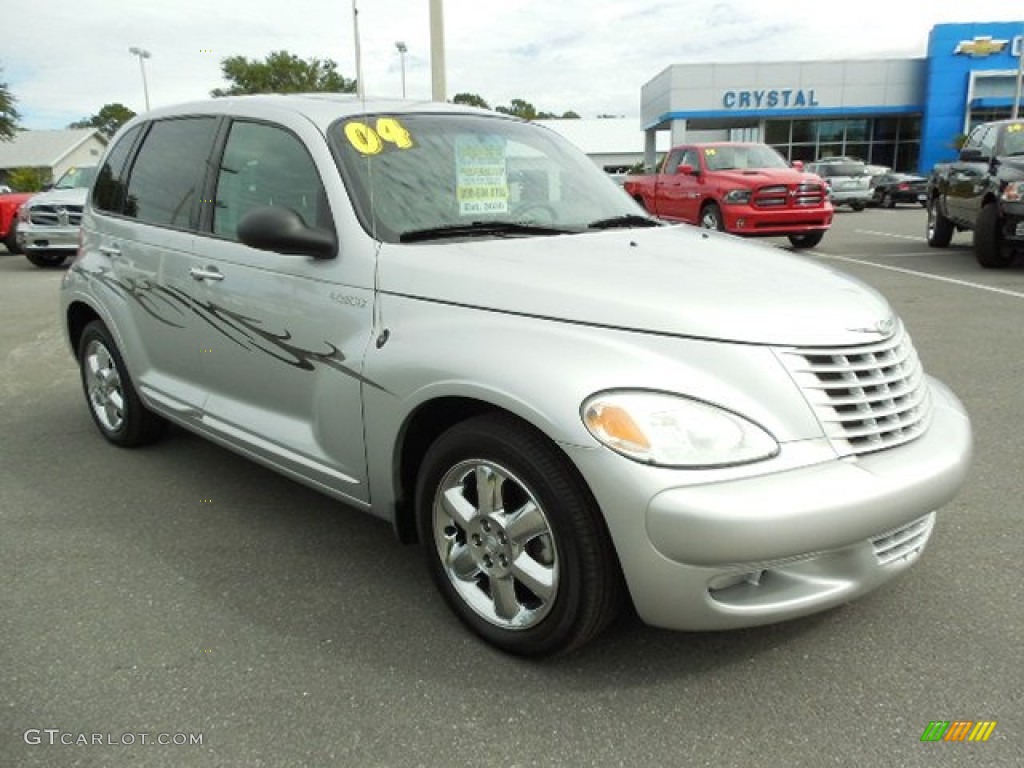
[778, 320, 932, 457]
[872, 513, 934, 565]
[28, 204, 84, 227]
[752, 183, 826, 210]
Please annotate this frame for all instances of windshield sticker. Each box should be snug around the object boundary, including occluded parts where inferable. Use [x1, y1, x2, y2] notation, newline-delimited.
[1008, 123, 1023, 133]
[704, 148, 717, 156]
[343, 117, 414, 155]
[455, 135, 509, 215]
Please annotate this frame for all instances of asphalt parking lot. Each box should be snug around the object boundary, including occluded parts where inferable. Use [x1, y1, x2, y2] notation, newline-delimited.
[2, 207, 1021, 767]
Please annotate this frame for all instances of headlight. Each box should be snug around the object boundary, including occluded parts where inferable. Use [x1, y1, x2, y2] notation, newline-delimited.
[1002, 181, 1024, 203]
[722, 189, 751, 205]
[581, 391, 779, 468]
[17, 206, 29, 222]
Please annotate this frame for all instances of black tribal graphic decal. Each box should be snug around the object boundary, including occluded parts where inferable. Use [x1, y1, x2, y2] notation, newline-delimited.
[75, 265, 389, 392]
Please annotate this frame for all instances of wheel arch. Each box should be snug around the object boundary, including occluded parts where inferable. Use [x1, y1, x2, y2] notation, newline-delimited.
[66, 301, 104, 359]
[391, 396, 605, 550]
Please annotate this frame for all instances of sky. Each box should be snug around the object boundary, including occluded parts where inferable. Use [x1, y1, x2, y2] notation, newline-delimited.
[3, 0, 1024, 130]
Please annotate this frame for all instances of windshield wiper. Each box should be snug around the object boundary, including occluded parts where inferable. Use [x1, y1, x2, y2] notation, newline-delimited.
[399, 221, 575, 243]
[587, 214, 662, 230]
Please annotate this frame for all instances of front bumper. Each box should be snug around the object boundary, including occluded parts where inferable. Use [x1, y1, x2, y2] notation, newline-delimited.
[721, 202, 833, 237]
[567, 376, 972, 631]
[17, 224, 80, 252]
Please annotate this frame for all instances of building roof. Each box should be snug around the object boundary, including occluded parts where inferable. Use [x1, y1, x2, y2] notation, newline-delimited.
[0, 128, 107, 170]
[533, 118, 671, 155]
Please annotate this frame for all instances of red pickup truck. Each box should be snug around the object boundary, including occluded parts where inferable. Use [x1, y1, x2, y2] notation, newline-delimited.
[1, 191, 32, 253]
[624, 142, 833, 248]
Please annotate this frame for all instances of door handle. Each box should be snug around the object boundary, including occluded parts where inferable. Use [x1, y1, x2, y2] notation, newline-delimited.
[98, 244, 121, 257]
[189, 266, 224, 282]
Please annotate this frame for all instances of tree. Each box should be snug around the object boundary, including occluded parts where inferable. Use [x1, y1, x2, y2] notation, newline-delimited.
[1, 67, 19, 141]
[6, 167, 48, 192]
[495, 98, 539, 120]
[452, 92, 490, 110]
[560, 111, 581, 119]
[69, 103, 136, 138]
[211, 51, 356, 97]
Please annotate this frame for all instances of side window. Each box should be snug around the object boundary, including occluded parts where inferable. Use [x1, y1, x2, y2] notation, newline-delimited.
[962, 126, 987, 154]
[92, 125, 143, 213]
[978, 126, 997, 158]
[680, 149, 700, 170]
[662, 150, 684, 175]
[213, 121, 330, 241]
[123, 117, 218, 228]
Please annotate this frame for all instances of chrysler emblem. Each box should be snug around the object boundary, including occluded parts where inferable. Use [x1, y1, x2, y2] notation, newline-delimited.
[849, 316, 895, 336]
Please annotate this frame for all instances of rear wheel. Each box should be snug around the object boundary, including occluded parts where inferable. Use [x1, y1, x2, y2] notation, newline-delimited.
[850, 201, 866, 212]
[788, 231, 824, 249]
[974, 202, 1013, 269]
[78, 321, 166, 446]
[700, 202, 724, 231]
[926, 200, 953, 247]
[882, 192, 895, 209]
[25, 251, 69, 268]
[416, 413, 623, 656]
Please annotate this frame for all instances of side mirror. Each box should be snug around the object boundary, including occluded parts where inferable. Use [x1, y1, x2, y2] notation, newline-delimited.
[677, 164, 697, 176]
[237, 206, 337, 260]
[791, 160, 804, 171]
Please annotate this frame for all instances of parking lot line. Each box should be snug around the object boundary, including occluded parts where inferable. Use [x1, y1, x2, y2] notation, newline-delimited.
[854, 229, 927, 242]
[815, 252, 1024, 300]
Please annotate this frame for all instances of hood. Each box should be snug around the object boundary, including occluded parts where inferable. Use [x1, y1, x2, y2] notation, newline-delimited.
[712, 168, 818, 186]
[379, 225, 894, 347]
[998, 156, 1024, 176]
[26, 187, 89, 208]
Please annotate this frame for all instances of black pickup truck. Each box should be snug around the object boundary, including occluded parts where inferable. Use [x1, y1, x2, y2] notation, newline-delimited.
[926, 119, 1024, 268]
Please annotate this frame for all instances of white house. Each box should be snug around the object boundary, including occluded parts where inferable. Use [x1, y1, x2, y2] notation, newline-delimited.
[0, 129, 108, 187]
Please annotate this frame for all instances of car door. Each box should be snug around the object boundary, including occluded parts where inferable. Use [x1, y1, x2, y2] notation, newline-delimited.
[97, 117, 220, 419]
[190, 117, 375, 504]
[946, 125, 991, 225]
[652, 148, 694, 221]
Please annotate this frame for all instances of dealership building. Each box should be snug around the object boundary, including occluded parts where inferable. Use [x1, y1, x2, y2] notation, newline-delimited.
[640, 21, 1024, 174]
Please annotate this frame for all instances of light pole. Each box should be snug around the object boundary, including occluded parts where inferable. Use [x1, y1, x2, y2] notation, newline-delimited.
[128, 46, 151, 111]
[429, 0, 446, 101]
[1013, 33, 1023, 120]
[395, 41, 408, 98]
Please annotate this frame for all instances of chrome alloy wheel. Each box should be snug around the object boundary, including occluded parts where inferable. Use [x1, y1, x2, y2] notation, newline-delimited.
[432, 460, 558, 630]
[83, 339, 125, 433]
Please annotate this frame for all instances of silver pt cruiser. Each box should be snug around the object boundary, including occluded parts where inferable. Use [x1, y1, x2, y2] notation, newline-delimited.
[59, 95, 972, 656]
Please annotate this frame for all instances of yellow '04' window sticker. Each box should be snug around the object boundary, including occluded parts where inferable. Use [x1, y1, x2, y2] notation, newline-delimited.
[1008, 123, 1023, 133]
[344, 117, 414, 155]
[704, 148, 717, 156]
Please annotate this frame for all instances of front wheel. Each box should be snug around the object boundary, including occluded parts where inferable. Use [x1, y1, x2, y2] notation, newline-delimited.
[974, 203, 1013, 269]
[700, 202, 724, 231]
[788, 231, 824, 249]
[850, 201, 866, 212]
[78, 321, 166, 446]
[3, 222, 21, 254]
[25, 251, 68, 268]
[882, 193, 895, 209]
[416, 413, 623, 656]
[926, 200, 953, 247]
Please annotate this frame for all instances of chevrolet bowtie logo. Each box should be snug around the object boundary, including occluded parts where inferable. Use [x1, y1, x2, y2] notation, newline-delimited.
[954, 36, 1008, 57]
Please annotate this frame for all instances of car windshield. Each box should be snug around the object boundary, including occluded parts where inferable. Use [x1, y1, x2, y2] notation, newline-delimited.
[329, 113, 641, 243]
[815, 162, 866, 177]
[703, 145, 790, 171]
[1003, 124, 1024, 156]
[54, 166, 97, 190]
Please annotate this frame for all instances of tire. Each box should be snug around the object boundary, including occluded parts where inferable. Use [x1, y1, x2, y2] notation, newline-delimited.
[700, 202, 724, 231]
[3, 222, 21, 254]
[416, 413, 623, 657]
[25, 251, 69, 268]
[882, 192, 895, 209]
[77, 320, 166, 447]
[788, 231, 825, 249]
[974, 202, 1013, 269]
[926, 200, 953, 247]
[850, 202, 866, 212]
[633, 195, 648, 212]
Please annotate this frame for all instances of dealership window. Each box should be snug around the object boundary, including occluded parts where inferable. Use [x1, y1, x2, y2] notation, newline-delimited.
[765, 115, 921, 172]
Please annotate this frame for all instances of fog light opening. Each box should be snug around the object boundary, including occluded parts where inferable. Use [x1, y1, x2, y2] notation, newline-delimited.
[708, 569, 766, 592]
